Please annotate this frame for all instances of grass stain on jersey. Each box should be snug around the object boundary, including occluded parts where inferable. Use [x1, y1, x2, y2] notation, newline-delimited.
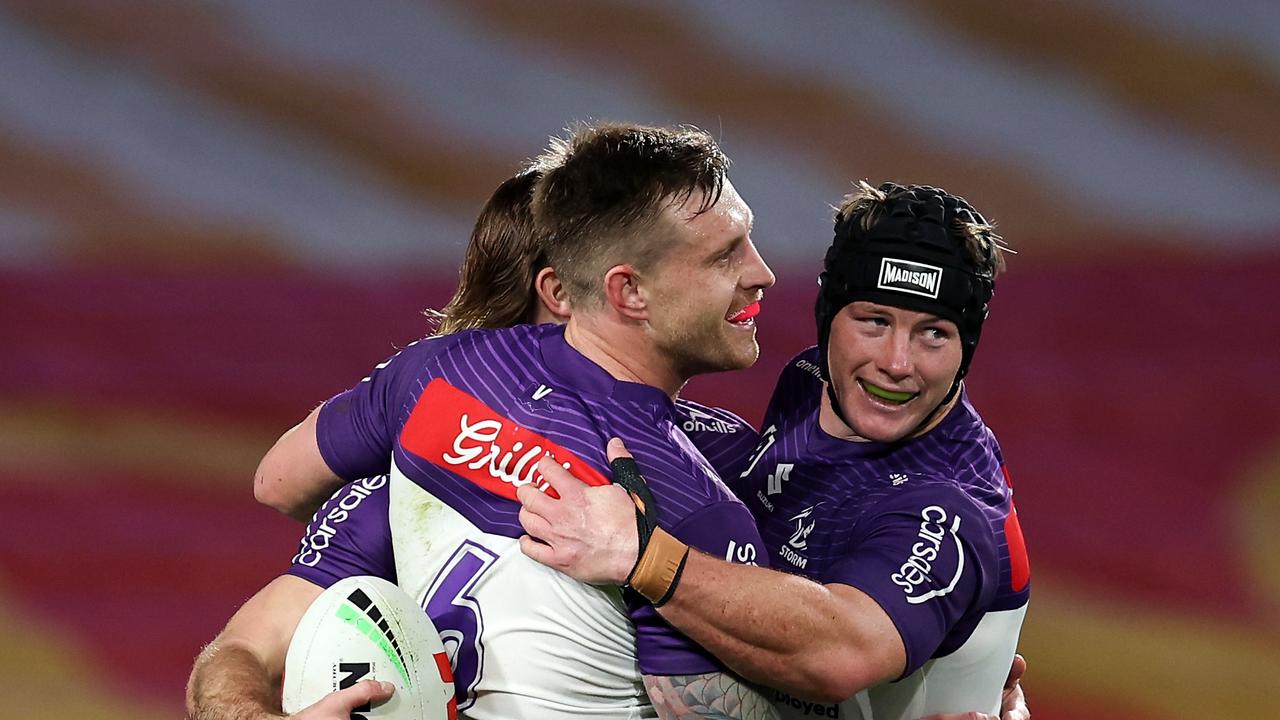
[409, 495, 445, 556]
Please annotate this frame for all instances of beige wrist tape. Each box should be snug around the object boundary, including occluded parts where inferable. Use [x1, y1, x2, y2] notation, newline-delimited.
[626, 527, 690, 606]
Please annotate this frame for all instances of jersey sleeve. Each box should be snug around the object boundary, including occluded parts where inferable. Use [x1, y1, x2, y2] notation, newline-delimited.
[285, 475, 397, 589]
[629, 500, 768, 676]
[826, 484, 999, 677]
[317, 339, 433, 480]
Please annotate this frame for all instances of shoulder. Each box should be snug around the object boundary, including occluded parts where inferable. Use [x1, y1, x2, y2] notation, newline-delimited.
[412, 325, 552, 401]
[854, 479, 1003, 572]
[834, 480, 1003, 618]
[345, 333, 469, 389]
[628, 423, 740, 503]
[866, 480, 992, 523]
[762, 347, 825, 418]
[935, 392, 1001, 456]
[419, 325, 543, 363]
[924, 395, 1009, 505]
[779, 346, 825, 388]
[394, 331, 470, 362]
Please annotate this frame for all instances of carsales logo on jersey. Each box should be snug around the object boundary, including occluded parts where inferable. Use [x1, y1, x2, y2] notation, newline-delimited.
[401, 379, 609, 500]
[294, 474, 387, 567]
[891, 505, 965, 604]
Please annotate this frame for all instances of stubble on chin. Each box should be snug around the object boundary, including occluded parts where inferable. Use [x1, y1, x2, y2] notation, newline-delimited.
[661, 316, 756, 379]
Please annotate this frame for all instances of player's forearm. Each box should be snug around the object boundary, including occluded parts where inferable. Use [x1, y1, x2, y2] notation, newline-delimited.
[186, 640, 285, 720]
[655, 552, 885, 703]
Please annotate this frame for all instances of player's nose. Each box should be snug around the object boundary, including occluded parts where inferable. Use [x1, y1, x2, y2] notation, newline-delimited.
[877, 330, 914, 379]
[741, 239, 775, 290]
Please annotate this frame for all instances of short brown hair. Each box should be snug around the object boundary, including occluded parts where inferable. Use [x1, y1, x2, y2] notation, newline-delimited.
[427, 168, 547, 335]
[531, 122, 729, 305]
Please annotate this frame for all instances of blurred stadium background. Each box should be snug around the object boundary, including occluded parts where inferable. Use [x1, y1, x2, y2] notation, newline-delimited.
[1, 1, 1278, 718]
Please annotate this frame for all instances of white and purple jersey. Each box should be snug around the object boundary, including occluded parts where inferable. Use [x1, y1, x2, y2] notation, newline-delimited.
[287, 324, 766, 720]
[738, 349, 1031, 720]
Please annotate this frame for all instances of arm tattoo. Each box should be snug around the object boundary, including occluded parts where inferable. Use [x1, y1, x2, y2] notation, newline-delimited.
[644, 672, 781, 720]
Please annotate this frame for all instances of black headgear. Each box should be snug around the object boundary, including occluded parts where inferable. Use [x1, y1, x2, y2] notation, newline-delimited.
[815, 183, 997, 428]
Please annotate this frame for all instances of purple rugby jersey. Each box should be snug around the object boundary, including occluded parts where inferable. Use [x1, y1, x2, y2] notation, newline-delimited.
[287, 324, 766, 719]
[673, 397, 760, 485]
[738, 348, 1030, 719]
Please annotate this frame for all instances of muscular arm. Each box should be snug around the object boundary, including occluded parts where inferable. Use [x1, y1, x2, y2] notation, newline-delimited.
[186, 574, 392, 720]
[519, 451, 903, 703]
[641, 667, 1025, 720]
[254, 405, 344, 522]
[655, 553, 902, 701]
[188, 642, 284, 720]
[186, 575, 320, 719]
[644, 672, 780, 720]
[646, 632, 1027, 720]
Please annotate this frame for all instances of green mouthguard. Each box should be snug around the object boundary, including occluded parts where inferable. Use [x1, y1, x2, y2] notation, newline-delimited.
[861, 381, 915, 403]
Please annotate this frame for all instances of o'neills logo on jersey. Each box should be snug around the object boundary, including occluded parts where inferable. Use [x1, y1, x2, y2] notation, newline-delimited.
[891, 505, 965, 604]
[400, 379, 608, 500]
[877, 257, 942, 299]
[680, 407, 738, 434]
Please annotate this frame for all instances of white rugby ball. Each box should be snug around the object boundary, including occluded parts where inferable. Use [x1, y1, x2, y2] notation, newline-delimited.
[283, 576, 455, 719]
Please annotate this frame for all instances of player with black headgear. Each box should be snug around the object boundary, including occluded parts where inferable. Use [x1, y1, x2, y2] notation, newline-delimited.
[519, 180, 1029, 719]
[813, 181, 1005, 443]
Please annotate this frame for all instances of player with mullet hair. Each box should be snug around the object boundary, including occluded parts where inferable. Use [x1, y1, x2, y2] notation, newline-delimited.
[426, 161, 762, 484]
[427, 167, 558, 336]
[192, 122, 782, 720]
[520, 182, 1030, 719]
[254, 164, 762, 525]
[206, 152, 1027, 718]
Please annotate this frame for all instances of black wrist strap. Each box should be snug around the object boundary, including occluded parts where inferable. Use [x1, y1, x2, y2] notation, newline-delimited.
[609, 455, 659, 566]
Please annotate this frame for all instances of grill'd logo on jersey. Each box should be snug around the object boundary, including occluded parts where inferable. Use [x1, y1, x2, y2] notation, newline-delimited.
[877, 257, 943, 299]
[401, 379, 608, 500]
[891, 505, 966, 604]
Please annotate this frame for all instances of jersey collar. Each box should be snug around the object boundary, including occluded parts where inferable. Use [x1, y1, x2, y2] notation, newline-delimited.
[537, 324, 676, 411]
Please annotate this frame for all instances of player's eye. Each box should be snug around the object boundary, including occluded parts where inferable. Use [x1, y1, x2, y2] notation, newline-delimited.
[854, 315, 890, 334]
[921, 326, 951, 345]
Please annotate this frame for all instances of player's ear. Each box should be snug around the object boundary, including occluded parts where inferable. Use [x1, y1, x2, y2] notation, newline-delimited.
[603, 265, 647, 321]
[534, 266, 571, 323]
